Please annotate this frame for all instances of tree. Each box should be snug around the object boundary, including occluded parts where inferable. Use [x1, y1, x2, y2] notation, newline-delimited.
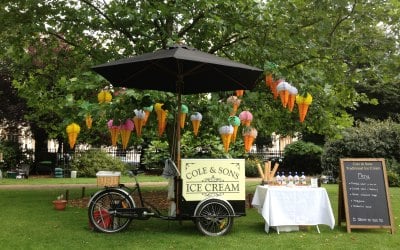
[1, 0, 399, 159]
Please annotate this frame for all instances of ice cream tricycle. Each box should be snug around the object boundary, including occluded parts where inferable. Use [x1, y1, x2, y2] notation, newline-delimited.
[88, 158, 246, 236]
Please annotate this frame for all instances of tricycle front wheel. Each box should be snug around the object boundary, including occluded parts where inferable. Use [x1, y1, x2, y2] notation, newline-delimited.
[195, 199, 234, 236]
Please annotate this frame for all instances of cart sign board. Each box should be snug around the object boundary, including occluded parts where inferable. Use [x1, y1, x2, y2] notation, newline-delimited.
[339, 158, 394, 233]
[181, 159, 245, 201]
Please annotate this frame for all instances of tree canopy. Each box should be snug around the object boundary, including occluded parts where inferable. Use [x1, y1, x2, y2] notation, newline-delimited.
[1, 0, 399, 156]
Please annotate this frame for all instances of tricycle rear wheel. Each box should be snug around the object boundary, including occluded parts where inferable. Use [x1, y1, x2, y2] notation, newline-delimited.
[88, 189, 134, 233]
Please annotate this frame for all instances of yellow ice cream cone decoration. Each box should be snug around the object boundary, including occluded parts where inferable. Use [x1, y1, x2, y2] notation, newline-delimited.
[97, 90, 112, 103]
[190, 112, 202, 136]
[154, 103, 168, 136]
[66, 123, 81, 149]
[85, 114, 93, 129]
[219, 125, 234, 152]
[296, 93, 313, 123]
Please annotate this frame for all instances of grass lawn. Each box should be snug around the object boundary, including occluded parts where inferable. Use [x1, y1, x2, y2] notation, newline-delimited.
[0, 179, 398, 249]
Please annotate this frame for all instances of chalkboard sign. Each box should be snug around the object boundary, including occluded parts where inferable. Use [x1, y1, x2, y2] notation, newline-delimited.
[339, 158, 394, 233]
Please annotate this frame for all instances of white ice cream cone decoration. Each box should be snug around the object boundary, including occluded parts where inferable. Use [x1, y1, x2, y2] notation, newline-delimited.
[219, 125, 234, 152]
[227, 96, 241, 115]
[190, 112, 202, 136]
[277, 81, 291, 108]
[243, 127, 257, 152]
[133, 109, 146, 137]
[287, 86, 298, 112]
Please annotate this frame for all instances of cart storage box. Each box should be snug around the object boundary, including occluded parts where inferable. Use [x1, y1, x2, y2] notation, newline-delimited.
[96, 171, 121, 187]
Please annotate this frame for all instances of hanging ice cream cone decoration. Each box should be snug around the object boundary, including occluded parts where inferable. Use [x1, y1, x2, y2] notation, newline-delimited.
[142, 105, 153, 126]
[190, 112, 202, 136]
[120, 119, 134, 150]
[296, 93, 313, 123]
[180, 104, 189, 129]
[219, 125, 234, 152]
[235, 90, 244, 97]
[239, 110, 253, 127]
[97, 90, 112, 104]
[66, 123, 81, 149]
[228, 116, 241, 143]
[287, 86, 298, 112]
[276, 81, 291, 108]
[133, 109, 146, 137]
[271, 79, 282, 100]
[227, 96, 241, 115]
[154, 103, 167, 136]
[265, 74, 273, 88]
[243, 127, 257, 153]
[107, 120, 120, 147]
[85, 114, 93, 129]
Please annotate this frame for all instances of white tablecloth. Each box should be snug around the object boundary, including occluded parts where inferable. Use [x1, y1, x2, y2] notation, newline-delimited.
[251, 185, 335, 233]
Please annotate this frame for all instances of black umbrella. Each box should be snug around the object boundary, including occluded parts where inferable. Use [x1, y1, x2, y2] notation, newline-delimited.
[92, 44, 263, 171]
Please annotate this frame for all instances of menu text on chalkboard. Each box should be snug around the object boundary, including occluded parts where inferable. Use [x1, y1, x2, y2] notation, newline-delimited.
[339, 158, 394, 234]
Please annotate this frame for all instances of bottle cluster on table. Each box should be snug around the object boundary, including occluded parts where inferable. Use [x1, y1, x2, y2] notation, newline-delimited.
[274, 171, 307, 186]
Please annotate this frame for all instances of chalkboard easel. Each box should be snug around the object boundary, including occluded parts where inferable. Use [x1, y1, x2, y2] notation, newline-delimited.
[338, 158, 395, 234]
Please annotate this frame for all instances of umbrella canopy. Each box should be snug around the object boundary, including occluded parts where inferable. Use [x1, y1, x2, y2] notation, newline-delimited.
[92, 44, 262, 173]
[92, 44, 262, 94]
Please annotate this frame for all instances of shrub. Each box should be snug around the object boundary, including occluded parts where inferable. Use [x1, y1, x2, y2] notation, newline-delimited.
[245, 158, 260, 177]
[69, 149, 127, 177]
[282, 140, 323, 175]
[322, 119, 400, 185]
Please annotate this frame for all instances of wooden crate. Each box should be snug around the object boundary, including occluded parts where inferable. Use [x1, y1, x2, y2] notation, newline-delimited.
[96, 171, 121, 187]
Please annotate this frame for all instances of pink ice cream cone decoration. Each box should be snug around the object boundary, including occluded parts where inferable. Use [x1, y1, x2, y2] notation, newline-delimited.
[219, 125, 234, 153]
[120, 119, 134, 150]
[190, 112, 202, 136]
[239, 110, 253, 127]
[107, 120, 120, 147]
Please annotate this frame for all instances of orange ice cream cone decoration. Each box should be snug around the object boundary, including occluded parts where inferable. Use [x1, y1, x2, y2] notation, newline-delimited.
[287, 86, 298, 112]
[133, 109, 146, 137]
[296, 93, 313, 123]
[265, 74, 273, 88]
[219, 125, 234, 152]
[239, 111, 253, 127]
[120, 119, 134, 150]
[243, 127, 257, 153]
[107, 120, 120, 147]
[235, 90, 244, 97]
[227, 96, 241, 115]
[66, 123, 81, 149]
[190, 112, 202, 136]
[85, 114, 93, 129]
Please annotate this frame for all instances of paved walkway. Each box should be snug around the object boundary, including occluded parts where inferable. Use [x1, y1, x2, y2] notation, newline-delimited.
[0, 178, 262, 190]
